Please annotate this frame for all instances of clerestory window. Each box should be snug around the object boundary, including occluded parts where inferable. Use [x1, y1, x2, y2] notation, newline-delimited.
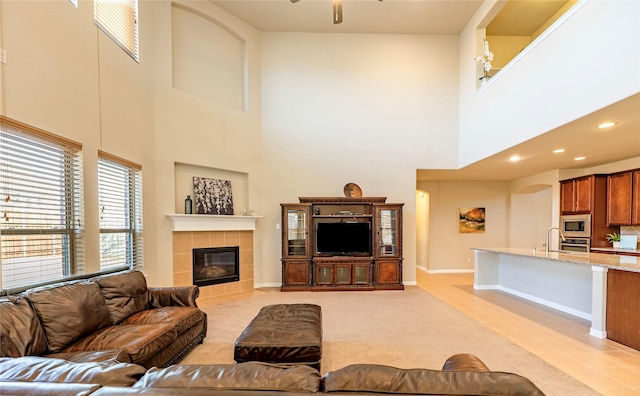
[94, 0, 139, 62]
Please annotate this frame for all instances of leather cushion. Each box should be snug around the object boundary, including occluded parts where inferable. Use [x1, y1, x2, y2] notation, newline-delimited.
[96, 271, 149, 325]
[48, 348, 132, 364]
[133, 362, 321, 392]
[0, 381, 101, 396]
[234, 304, 322, 364]
[0, 356, 145, 387]
[441, 353, 491, 372]
[62, 323, 177, 366]
[122, 306, 204, 335]
[27, 281, 112, 353]
[322, 364, 546, 395]
[0, 296, 48, 357]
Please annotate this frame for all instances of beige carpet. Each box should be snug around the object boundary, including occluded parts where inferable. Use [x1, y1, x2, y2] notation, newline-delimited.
[181, 286, 599, 395]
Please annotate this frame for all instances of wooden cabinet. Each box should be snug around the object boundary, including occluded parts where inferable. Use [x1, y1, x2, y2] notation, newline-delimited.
[560, 175, 600, 214]
[314, 257, 372, 289]
[560, 174, 615, 248]
[281, 197, 403, 291]
[606, 269, 640, 350]
[607, 169, 640, 225]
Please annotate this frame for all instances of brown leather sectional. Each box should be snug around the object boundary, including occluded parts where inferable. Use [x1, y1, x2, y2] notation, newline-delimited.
[0, 354, 546, 395]
[0, 270, 207, 369]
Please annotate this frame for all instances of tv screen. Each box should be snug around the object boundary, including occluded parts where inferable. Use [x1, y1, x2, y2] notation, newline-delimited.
[315, 222, 371, 255]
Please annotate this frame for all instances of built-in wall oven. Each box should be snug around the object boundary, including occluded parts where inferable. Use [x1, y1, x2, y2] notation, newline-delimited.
[560, 214, 591, 238]
[560, 237, 591, 252]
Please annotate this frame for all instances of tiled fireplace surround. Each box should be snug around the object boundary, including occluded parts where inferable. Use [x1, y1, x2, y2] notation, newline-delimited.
[172, 230, 254, 305]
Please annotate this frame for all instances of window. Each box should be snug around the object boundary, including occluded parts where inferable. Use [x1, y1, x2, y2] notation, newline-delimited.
[94, 0, 139, 62]
[0, 117, 84, 290]
[98, 151, 143, 272]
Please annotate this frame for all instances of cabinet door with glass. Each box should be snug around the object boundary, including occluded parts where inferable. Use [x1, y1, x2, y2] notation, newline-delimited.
[281, 204, 311, 258]
[374, 204, 403, 258]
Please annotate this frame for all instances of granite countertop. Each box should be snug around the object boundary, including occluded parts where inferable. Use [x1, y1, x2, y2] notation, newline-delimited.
[472, 247, 640, 273]
[590, 247, 640, 255]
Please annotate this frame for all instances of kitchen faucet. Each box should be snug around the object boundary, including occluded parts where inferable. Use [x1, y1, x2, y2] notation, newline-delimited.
[546, 226, 566, 253]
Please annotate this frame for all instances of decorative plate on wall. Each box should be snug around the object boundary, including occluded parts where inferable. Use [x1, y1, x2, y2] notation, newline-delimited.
[343, 183, 362, 197]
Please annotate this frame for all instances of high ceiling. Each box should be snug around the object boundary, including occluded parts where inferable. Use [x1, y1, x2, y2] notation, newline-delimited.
[211, 0, 640, 182]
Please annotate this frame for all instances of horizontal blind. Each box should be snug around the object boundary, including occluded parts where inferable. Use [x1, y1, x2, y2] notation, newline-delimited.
[0, 118, 84, 289]
[98, 153, 143, 272]
[94, 0, 139, 62]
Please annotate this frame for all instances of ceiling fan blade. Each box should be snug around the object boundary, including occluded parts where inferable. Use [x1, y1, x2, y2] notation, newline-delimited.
[333, 0, 343, 24]
[290, 0, 300, 3]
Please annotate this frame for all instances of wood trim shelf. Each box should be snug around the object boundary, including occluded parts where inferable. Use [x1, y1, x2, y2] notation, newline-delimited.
[167, 214, 261, 232]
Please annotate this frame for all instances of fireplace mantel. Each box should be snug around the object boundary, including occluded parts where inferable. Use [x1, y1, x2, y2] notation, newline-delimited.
[168, 214, 261, 232]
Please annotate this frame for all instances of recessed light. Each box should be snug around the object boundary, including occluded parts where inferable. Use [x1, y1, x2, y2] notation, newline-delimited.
[574, 157, 586, 161]
[597, 122, 616, 129]
[508, 155, 522, 162]
[553, 149, 565, 153]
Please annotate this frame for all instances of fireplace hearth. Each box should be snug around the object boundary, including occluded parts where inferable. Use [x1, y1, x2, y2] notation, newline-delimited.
[192, 246, 239, 287]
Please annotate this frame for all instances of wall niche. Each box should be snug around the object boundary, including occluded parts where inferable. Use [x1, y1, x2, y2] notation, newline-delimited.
[174, 162, 249, 216]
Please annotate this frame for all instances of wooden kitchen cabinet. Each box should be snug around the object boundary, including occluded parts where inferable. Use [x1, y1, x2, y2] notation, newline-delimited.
[607, 169, 640, 226]
[607, 269, 640, 350]
[633, 170, 640, 225]
[560, 175, 605, 214]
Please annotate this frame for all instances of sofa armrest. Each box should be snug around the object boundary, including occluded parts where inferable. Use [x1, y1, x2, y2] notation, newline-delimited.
[441, 353, 490, 372]
[148, 286, 199, 308]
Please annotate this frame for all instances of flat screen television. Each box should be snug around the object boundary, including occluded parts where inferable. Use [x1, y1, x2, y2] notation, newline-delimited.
[315, 222, 371, 255]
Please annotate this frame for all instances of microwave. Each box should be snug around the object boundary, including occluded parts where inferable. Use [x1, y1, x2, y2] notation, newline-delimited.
[560, 214, 591, 238]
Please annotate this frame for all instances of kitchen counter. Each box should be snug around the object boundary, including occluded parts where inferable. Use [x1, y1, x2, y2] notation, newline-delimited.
[590, 247, 640, 256]
[473, 247, 640, 273]
[471, 247, 632, 340]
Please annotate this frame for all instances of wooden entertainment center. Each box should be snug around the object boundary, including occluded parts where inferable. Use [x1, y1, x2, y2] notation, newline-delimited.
[280, 197, 404, 291]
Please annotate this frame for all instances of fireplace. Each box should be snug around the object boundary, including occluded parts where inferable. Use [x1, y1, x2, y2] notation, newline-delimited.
[192, 246, 240, 287]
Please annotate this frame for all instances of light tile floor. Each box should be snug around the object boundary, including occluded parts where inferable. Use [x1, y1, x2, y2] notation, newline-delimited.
[418, 271, 640, 395]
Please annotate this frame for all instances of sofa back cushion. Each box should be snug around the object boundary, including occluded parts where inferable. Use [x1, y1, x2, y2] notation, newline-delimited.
[96, 270, 149, 324]
[0, 356, 146, 387]
[322, 364, 545, 396]
[134, 362, 321, 392]
[27, 281, 112, 353]
[0, 296, 48, 357]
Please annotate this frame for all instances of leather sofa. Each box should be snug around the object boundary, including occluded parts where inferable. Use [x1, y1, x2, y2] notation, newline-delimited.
[0, 270, 207, 369]
[0, 353, 545, 395]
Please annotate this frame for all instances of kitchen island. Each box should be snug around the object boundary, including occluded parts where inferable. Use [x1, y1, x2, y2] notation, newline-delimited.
[472, 248, 640, 343]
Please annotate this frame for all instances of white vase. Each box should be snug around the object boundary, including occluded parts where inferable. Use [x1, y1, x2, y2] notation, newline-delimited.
[613, 241, 620, 248]
[479, 76, 491, 87]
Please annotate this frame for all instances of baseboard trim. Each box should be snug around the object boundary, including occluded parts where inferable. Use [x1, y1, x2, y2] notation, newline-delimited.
[421, 268, 474, 274]
[254, 283, 282, 289]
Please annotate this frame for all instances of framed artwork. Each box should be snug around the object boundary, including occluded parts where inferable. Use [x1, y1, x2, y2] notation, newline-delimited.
[193, 177, 234, 215]
[459, 207, 485, 233]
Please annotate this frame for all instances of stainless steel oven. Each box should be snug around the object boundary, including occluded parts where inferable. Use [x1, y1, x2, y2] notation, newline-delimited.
[560, 214, 591, 238]
[560, 237, 590, 252]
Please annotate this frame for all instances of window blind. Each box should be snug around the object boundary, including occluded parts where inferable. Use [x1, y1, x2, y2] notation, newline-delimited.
[98, 151, 143, 272]
[0, 117, 84, 290]
[94, 0, 139, 62]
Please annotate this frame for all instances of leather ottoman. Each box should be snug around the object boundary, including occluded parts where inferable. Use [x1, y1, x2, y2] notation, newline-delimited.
[234, 304, 322, 370]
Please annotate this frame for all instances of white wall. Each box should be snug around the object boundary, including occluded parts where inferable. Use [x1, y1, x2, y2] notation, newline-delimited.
[459, 0, 640, 168]
[151, 1, 263, 286]
[260, 33, 461, 285]
[417, 181, 511, 272]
